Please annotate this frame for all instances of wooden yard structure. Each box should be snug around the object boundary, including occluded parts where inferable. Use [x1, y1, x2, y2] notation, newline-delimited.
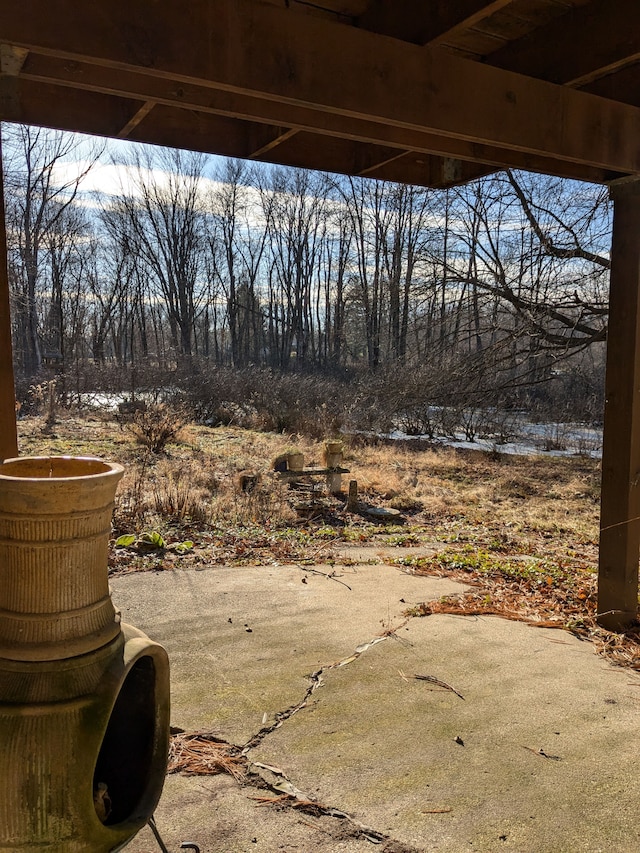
[1, 0, 640, 628]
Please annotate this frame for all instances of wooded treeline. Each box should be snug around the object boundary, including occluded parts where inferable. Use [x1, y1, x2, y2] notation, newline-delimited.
[3, 125, 610, 421]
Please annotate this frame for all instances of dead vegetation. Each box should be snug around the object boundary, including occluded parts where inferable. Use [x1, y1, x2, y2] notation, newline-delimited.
[17, 410, 640, 670]
[17, 410, 600, 561]
[168, 730, 247, 780]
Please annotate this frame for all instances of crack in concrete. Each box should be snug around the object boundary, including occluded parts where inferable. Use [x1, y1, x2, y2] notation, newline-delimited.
[245, 760, 412, 848]
[240, 634, 388, 754]
[173, 629, 424, 850]
[235, 630, 425, 850]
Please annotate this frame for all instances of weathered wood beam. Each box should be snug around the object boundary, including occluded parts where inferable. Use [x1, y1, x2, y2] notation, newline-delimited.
[249, 129, 299, 159]
[250, 130, 461, 186]
[487, 0, 640, 86]
[357, 150, 412, 177]
[357, 0, 512, 45]
[124, 103, 297, 161]
[227, 129, 422, 182]
[583, 64, 640, 109]
[0, 76, 142, 138]
[0, 44, 28, 75]
[117, 100, 156, 138]
[13, 53, 623, 183]
[0, 134, 18, 462]
[598, 178, 640, 630]
[2, 0, 640, 176]
[244, 123, 495, 186]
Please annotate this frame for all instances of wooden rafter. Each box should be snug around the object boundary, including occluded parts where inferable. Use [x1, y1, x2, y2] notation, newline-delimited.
[584, 63, 640, 108]
[0, 74, 622, 187]
[117, 100, 156, 139]
[486, 0, 640, 86]
[249, 129, 299, 159]
[357, 0, 513, 45]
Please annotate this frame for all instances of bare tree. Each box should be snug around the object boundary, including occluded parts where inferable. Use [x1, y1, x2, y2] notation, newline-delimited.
[379, 182, 433, 364]
[107, 145, 207, 362]
[207, 159, 268, 366]
[339, 176, 387, 369]
[3, 125, 104, 376]
[448, 172, 610, 356]
[43, 203, 92, 372]
[261, 167, 329, 369]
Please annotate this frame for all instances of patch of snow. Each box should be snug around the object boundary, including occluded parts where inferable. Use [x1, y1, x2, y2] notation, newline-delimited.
[360, 421, 602, 459]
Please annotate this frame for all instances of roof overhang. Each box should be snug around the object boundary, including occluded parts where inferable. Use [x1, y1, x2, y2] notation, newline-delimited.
[1, 0, 640, 187]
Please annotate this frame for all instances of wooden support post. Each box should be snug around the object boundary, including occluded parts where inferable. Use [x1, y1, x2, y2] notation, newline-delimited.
[0, 133, 18, 462]
[598, 179, 640, 630]
[347, 480, 359, 512]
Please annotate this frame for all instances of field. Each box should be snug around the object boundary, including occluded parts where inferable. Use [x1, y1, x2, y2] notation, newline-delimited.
[15, 409, 640, 668]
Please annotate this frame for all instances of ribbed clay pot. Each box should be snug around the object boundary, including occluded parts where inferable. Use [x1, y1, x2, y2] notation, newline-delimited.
[0, 456, 170, 852]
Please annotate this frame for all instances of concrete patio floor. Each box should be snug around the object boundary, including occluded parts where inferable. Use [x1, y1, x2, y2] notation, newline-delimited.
[110, 548, 640, 853]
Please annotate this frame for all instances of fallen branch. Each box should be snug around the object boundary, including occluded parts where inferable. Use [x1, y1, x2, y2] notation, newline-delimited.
[294, 563, 353, 590]
[250, 762, 388, 843]
[414, 674, 465, 700]
[521, 745, 562, 761]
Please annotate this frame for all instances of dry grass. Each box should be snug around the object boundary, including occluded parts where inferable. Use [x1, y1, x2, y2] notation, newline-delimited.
[16, 414, 600, 541]
[16, 411, 640, 669]
[347, 439, 599, 544]
[16, 413, 600, 551]
[16, 414, 605, 606]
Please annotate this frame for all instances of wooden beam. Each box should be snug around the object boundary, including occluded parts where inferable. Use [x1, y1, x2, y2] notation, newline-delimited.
[0, 133, 18, 462]
[0, 76, 143, 138]
[598, 178, 640, 630]
[0, 75, 622, 186]
[2, 0, 640, 175]
[366, 153, 494, 187]
[249, 128, 299, 159]
[0, 44, 28, 75]
[487, 0, 640, 86]
[124, 102, 294, 161]
[14, 53, 624, 183]
[117, 103, 472, 190]
[248, 130, 420, 181]
[117, 99, 156, 138]
[357, 150, 411, 177]
[252, 132, 495, 187]
[583, 65, 640, 109]
[357, 0, 513, 45]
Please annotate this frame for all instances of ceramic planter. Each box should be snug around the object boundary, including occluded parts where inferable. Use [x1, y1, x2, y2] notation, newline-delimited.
[0, 456, 170, 852]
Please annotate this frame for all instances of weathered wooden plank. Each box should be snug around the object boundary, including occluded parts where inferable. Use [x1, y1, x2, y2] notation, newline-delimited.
[360, 153, 495, 187]
[0, 62, 620, 186]
[125, 102, 291, 161]
[117, 100, 156, 139]
[0, 76, 142, 137]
